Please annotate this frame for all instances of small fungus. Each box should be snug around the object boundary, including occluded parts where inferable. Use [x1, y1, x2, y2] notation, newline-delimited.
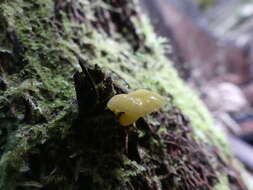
[107, 89, 165, 126]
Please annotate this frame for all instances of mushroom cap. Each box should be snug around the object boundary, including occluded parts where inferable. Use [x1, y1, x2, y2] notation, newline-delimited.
[128, 89, 165, 115]
[107, 89, 165, 126]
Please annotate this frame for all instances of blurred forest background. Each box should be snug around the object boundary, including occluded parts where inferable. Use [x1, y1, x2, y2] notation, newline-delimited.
[141, 0, 253, 174]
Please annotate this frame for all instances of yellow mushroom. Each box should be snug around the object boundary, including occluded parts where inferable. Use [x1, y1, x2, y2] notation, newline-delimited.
[107, 89, 165, 126]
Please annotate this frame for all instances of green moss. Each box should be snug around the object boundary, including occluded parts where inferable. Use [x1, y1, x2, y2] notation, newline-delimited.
[213, 174, 230, 190]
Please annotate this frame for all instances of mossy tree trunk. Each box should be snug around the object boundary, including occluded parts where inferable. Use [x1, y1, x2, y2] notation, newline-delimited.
[0, 0, 251, 190]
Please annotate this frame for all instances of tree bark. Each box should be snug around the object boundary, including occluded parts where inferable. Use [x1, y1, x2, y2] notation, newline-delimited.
[0, 0, 251, 190]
